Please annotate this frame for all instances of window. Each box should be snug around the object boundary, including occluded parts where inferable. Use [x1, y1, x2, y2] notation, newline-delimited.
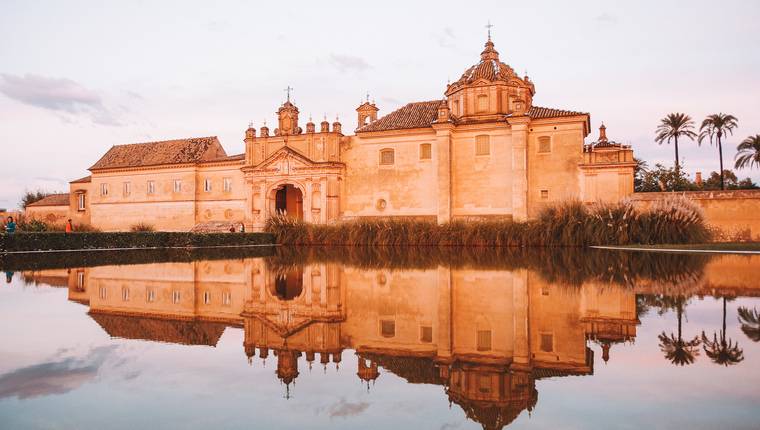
[477, 330, 492, 351]
[538, 136, 551, 153]
[98, 287, 107, 300]
[147, 180, 156, 195]
[173, 179, 182, 193]
[76, 270, 85, 290]
[100, 183, 108, 196]
[453, 100, 460, 116]
[475, 135, 490, 156]
[204, 178, 212, 192]
[223, 178, 232, 193]
[477, 94, 488, 112]
[77, 193, 86, 211]
[540, 333, 554, 352]
[172, 290, 181, 304]
[541, 286, 550, 296]
[123, 182, 131, 197]
[146, 288, 156, 303]
[121, 287, 129, 302]
[478, 375, 491, 394]
[419, 143, 432, 160]
[379, 149, 394, 165]
[222, 291, 231, 306]
[380, 320, 395, 337]
[203, 291, 211, 305]
[540, 189, 549, 200]
[420, 326, 433, 343]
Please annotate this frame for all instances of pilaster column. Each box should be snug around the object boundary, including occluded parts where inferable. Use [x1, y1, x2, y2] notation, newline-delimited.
[509, 117, 530, 221]
[432, 123, 454, 224]
[512, 269, 530, 366]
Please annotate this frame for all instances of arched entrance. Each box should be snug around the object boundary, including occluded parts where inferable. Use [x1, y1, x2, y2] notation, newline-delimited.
[272, 184, 303, 220]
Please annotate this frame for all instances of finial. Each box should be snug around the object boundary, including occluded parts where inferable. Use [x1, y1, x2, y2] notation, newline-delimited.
[366, 91, 370, 103]
[248, 120, 254, 128]
[335, 114, 339, 122]
[284, 85, 293, 102]
[263, 120, 267, 127]
[323, 113, 327, 121]
[485, 20, 494, 41]
[309, 114, 313, 122]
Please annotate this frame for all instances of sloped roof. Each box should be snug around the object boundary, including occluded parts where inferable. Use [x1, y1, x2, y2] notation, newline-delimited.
[527, 106, 587, 119]
[90, 136, 226, 170]
[27, 193, 70, 207]
[70, 175, 92, 183]
[357, 100, 441, 133]
[89, 312, 227, 346]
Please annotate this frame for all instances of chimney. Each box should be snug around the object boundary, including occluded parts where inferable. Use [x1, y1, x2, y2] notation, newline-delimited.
[695, 171, 703, 187]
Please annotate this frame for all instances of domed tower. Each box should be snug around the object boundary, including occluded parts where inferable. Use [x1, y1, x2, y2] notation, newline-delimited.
[356, 98, 379, 129]
[445, 35, 535, 120]
[277, 90, 300, 136]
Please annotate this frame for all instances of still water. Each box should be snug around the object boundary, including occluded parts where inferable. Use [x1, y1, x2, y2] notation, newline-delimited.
[0, 247, 758, 429]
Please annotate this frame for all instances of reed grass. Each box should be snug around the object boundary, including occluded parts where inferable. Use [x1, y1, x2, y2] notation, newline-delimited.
[266, 196, 709, 247]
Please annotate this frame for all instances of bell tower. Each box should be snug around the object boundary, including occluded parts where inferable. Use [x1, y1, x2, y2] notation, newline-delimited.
[277, 86, 300, 136]
[356, 94, 379, 129]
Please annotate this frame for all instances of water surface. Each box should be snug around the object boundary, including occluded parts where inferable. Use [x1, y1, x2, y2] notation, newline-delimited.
[1, 248, 758, 429]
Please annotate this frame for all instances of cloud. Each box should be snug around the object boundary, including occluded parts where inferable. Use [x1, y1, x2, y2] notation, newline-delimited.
[326, 398, 370, 418]
[0, 73, 122, 126]
[328, 54, 370, 73]
[435, 26, 456, 49]
[0, 345, 116, 400]
[595, 13, 618, 23]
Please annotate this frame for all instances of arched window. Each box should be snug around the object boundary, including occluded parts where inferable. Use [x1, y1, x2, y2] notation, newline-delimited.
[379, 148, 395, 165]
[538, 136, 551, 153]
[475, 135, 490, 156]
[419, 143, 432, 160]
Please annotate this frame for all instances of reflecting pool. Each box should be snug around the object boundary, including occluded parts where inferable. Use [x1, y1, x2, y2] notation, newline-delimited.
[1, 247, 759, 429]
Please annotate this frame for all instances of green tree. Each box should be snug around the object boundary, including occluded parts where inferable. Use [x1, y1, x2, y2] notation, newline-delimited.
[633, 158, 649, 192]
[698, 113, 739, 190]
[702, 170, 758, 190]
[734, 134, 760, 171]
[655, 113, 697, 173]
[19, 189, 53, 209]
[658, 296, 700, 366]
[737, 307, 760, 342]
[702, 297, 744, 366]
[636, 163, 695, 192]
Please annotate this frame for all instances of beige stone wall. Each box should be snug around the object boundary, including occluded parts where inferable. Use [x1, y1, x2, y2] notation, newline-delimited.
[24, 205, 69, 224]
[343, 130, 438, 218]
[69, 182, 91, 226]
[630, 190, 760, 241]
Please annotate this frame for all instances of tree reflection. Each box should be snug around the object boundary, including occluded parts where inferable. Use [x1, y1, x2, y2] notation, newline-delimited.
[658, 296, 700, 366]
[702, 297, 744, 366]
[737, 307, 760, 342]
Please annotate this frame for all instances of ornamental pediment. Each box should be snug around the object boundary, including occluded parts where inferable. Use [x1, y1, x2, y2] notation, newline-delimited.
[252, 146, 317, 174]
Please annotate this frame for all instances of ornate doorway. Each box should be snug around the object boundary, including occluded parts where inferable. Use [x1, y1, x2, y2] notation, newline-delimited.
[273, 184, 303, 220]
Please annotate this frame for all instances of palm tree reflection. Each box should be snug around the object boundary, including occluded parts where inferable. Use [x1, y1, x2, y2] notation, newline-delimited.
[737, 307, 760, 342]
[658, 296, 700, 366]
[702, 297, 744, 366]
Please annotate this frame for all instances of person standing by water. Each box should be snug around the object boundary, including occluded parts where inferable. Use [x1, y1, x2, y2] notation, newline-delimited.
[4, 216, 16, 235]
[65, 219, 73, 233]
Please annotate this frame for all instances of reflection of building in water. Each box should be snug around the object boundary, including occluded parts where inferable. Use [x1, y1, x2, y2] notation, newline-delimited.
[50, 258, 641, 429]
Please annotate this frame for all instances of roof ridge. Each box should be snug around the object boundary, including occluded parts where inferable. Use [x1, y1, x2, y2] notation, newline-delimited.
[111, 135, 219, 148]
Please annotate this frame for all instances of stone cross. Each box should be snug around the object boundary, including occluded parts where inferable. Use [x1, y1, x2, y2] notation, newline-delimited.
[284, 86, 293, 102]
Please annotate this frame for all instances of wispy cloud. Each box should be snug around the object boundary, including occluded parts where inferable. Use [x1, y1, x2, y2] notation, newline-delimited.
[0, 345, 117, 400]
[328, 54, 370, 73]
[325, 398, 370, 418]
[0, 73, 122, 126]
[435, 26, 456, 49]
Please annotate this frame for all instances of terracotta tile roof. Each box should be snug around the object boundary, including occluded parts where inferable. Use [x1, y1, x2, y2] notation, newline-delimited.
[70, 175, 92, 183]
[27, 193, 70, 207]
[90, 136, 226, 170]
[89, 312, 227, 346]
[527, 106, 588, 119]
[357, 100, 441, 133]
[201, 153, 245, 163]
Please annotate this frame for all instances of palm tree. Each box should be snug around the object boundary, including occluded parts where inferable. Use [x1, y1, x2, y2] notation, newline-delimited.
[737, 306, 760, 342]
[655, 113, 697, 173]
[698, 113, 739, 190]
[658, 296, 700, 366]
[701, 297, 744, 366]
[735, 135, 760, 170]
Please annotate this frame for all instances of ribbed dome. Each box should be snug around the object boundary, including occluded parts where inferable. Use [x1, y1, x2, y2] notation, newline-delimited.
[447, 39, 534, 96]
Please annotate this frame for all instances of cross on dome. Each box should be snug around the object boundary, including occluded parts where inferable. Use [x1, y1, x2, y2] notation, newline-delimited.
[284, 86, 293, 102]
[485, 20, 494, 41]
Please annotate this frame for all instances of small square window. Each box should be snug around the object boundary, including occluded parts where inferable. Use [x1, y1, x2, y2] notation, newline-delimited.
[77, 193, 86, 211]
[420, 143, 432, 160]
[379, 149, 394, 165]
[380, 320, 395, 337]
[420, 326, 433, 343]
[540, 190, 549, 200]
[541, 333, 554, 352]
[538, 136, 551, 153]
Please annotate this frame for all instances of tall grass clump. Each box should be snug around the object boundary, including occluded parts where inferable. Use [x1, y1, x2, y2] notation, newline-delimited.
[130, 222, 156, 232]
[265, 198, 710, 248]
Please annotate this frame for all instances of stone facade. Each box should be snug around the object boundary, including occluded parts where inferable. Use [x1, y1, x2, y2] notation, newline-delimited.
[60, 36, 635, 232]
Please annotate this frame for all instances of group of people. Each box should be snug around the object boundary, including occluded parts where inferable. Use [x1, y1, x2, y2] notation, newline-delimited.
[2, 217, 75, 235]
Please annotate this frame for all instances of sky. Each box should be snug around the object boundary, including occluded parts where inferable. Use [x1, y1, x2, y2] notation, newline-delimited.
[1, 0, 759, 210]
